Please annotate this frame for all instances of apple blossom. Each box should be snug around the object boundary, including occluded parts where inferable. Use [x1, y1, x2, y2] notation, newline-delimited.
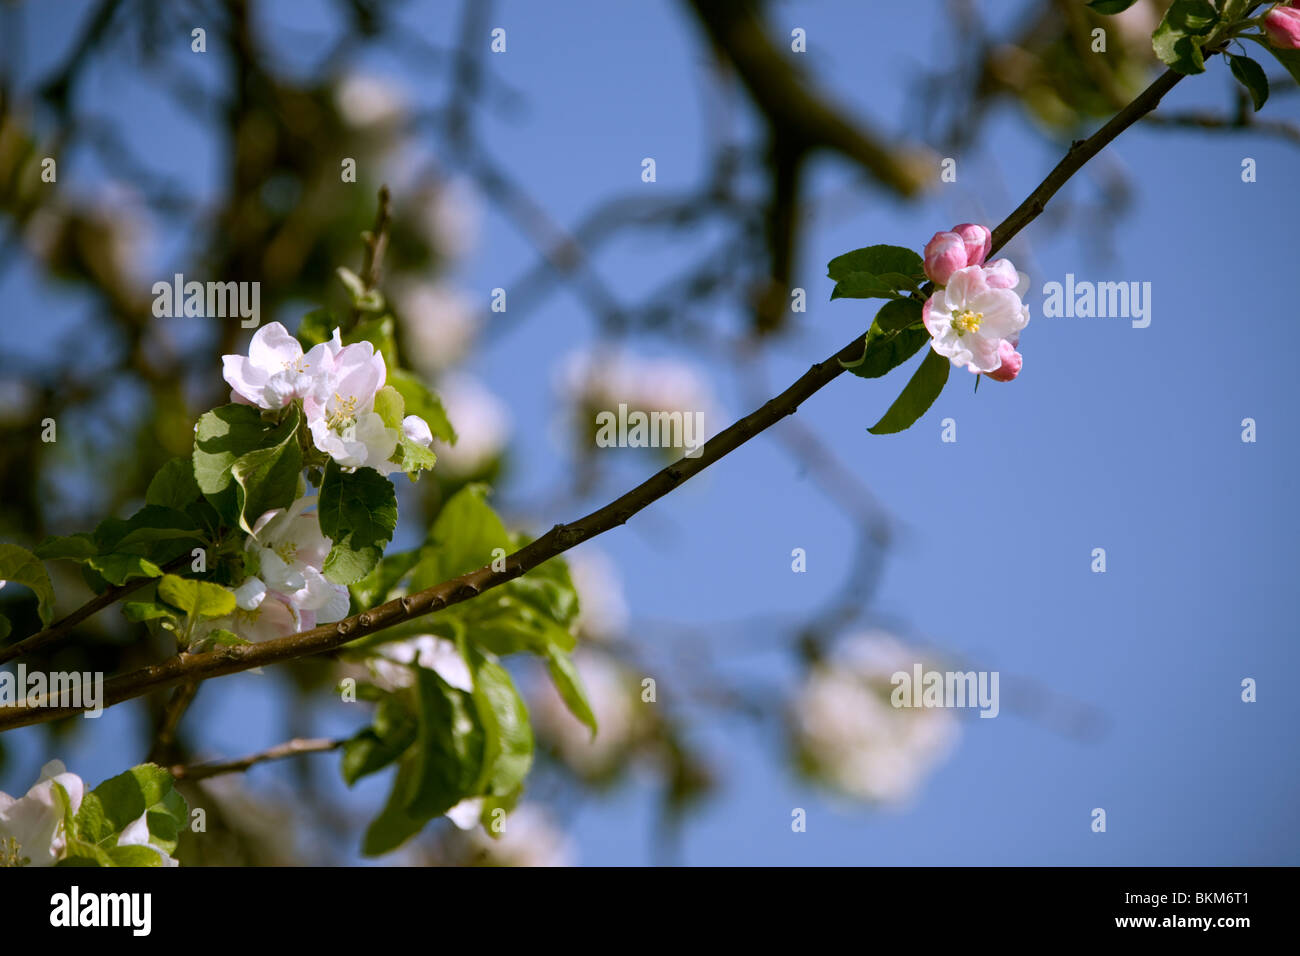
[922, 264, 1029, 375]
[792, 633, 958, 805]
[0, 760, 85, 867]
[432, 374, 510, 477]
[984, 340, 1023, 383]
[304, 340, 399, 470]
[566, 546, 629, 641]
[222, 322, 337, 410]
[391, 280, 479, 377]
[952, 222, 992, 267]
[1264, 3, 1300, 49]
[982, 257, 1029, 295]
[368, 635, 474, 692]
[244, 496, 349, 627]
[923, 231, 968, 286]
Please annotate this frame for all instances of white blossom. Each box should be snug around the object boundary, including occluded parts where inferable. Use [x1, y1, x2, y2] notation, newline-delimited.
[792, 632, 958, 805]
[432, 374, 510, 476]
[0, 760, 85, 867]
[391, 281, 479, 377]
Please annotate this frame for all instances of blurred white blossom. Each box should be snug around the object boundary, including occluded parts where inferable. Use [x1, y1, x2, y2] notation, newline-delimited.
[432, 373, 510, 476]
[566, 546, 629, 641]
[530, 650, 639, 776]
[411, 176, 480, 262]
[792, 632, 958, 806]
[468, 804, 574, 867]
[368, 635, 474, 693]
[392, 281, 479, 377]
[335, 73, 406, 130]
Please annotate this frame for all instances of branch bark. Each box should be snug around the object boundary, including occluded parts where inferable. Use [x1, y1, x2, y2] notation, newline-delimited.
[0, 65, 1193, 733]
[170, 737, 343, 782]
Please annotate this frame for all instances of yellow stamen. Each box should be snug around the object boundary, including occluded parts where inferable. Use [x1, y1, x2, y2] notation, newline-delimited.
[325, 393, 359, 431]
[952, 309, 983, 335]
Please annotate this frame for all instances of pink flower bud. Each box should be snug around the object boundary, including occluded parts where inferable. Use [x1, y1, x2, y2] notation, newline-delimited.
[1264, 6, 1300, 49]
[952, 223, 992, 267]
[923, 231, 967, 286]
[985, 341, 1022, 383]
[983, 258, 1020, 290]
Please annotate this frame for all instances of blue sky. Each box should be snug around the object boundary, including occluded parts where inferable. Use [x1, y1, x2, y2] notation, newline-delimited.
[2, 0, 1298, 865]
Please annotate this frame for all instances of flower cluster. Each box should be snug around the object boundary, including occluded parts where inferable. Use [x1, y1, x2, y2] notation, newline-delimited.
[222, 321, 434, 474]
[0, 761, 176, 867]
[921, 223, 1030, 382]
[791, 632, 958, 806]
[1265, 1, 1300, 49]
[212, 495, 351, 643]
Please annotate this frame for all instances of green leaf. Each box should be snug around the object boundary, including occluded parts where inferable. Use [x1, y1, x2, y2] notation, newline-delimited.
[146, 457, 202, 510]
[0, 543, 56, 625]
[346, 314, 398, 368]
[373, 385, 405, 430]
[105, 845, 166, 867]
[1086, 0, 1140, 13]
[230, 406, 303, 534]
[296, 308, 338, 349]
[873, 297, 924, 333]
[388, 369, 456, 444]
[194, 404, 298, 527]
[87, 554, 164, 587]
[360, 667, 484, 856]
[157, 573, 236, 619]
[57, 840, 115, 867]
[336, 266, 367, 302]
[74, 764, 187, 856]
[392, 439, 437, 478]
[827, 245, 924, 283]
[867, 348, 951, 435]
[829, 272, 901, 301]
[468, 649, 533, 796]
[350, 548, 421, 609]
[342, 693, 418, 785]
[1152, 0, 1219, 74]
[843, 325, 930, 380]
[410, 484, 510, 588]
[544, 648, 598, 736]
[94, 505, 203, 560]
[406, 666, 485, 815]
[1252, 39, 1300, 87]
[319, 462, 398, 585]
[34, 533, 97, 562]
[122, 601, 177, 622]
[1228, 54, 1269, 111]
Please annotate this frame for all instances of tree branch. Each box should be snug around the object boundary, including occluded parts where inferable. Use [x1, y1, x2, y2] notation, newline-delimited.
[0, 65, 1193, 733]
[0, 555, 187, 666]
[170, 737, 343, 782]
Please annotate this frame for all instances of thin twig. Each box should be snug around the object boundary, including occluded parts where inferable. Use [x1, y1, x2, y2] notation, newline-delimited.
[170, 737, 344, 782]
[344, 185, 392, 333]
